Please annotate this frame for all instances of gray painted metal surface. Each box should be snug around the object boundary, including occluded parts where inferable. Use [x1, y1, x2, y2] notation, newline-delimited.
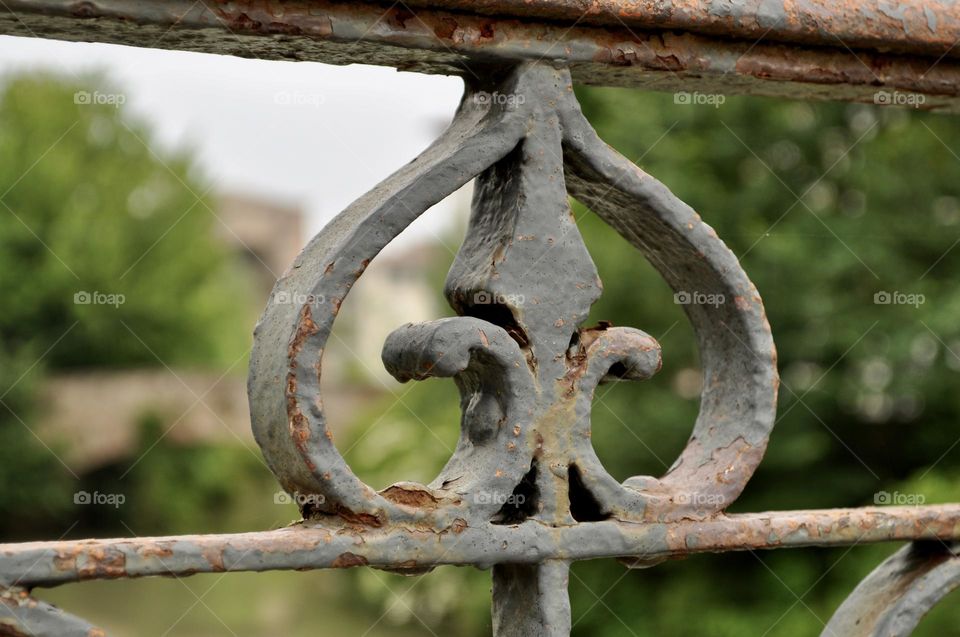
[821, 542, 960, 636]
[3, 1, 960, 112]
[1, 2, 960, 633]
[1, 586, 103, 637]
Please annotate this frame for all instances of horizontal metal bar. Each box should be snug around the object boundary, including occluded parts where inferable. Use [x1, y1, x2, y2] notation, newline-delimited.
[2, 505, 958, 588]
[2, 1, 959, 112]
[400, 0, 960, 60]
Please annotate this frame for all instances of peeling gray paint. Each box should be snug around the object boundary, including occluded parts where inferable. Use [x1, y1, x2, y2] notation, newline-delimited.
[822, 542, 960, 636]
[3, 1, 960, 112]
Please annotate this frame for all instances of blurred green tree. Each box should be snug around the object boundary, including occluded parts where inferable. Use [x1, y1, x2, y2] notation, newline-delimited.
[0, 74, 252, 536]
[343, 90, 960, 636]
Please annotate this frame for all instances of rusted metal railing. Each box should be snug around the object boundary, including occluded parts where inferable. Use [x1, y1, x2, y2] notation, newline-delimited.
[2, 2, 960, 636]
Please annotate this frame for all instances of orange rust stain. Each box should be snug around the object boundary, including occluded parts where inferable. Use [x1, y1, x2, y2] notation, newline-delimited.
[138, 544, 174, 559]
[332, 552, 368, 568]
[76, 548, 126, 579]
[336, 507, 384, 528]
[201, 547, 226, 572]
[434, 16, 458, 39]
[390, 7, 415, 29]
[288, 305, 321, 360]
[381, 485, 440, 509]
[290, 413, 310, 442]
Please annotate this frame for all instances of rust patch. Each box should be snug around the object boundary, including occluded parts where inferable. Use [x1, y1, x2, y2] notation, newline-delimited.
[334, 506, 384, 528]
[77, 548, 126, 580]
[390, 7, 415, 29]
[201, 547, 226, 572]
[289, 413, 310, 443]
[434, 16, 458, 39]
[288, 304, 321, 360]
[653, 54, 683, 71]
[332, 552, 368, 568]
[354, 258, 371, 277]
[138, 544, 174, 559]
[381, 485, 440, 509]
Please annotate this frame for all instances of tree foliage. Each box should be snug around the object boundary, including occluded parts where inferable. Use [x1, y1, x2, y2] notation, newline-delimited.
[0, 75, 252, 535]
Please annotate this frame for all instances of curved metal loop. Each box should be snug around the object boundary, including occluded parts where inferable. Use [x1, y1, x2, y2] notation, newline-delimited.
[559, 91, 779, 521]
[823, 541, 960, 636]
[248, 76, 530, 526]
[1, 587, 104, 637]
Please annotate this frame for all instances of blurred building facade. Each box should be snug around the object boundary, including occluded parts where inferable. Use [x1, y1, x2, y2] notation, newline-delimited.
[36, 193, 443, 473]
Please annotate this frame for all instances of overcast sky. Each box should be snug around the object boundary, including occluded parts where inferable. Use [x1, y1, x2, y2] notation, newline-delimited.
[0, 35, 469, 250]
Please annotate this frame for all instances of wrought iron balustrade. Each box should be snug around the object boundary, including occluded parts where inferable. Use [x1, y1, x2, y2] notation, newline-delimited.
[2, 2, 960, 635]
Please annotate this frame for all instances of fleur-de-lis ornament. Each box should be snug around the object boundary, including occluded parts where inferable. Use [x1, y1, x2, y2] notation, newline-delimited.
[249, 62, 777, 634]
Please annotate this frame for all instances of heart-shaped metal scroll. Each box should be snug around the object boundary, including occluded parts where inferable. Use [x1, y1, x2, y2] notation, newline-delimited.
[248, 62, 778, 530]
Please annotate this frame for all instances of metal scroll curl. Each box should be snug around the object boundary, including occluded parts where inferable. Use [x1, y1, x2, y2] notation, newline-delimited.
[248, 62, 778, 530]
[822, 541, 960, 636]
[0, 586, 104, 637]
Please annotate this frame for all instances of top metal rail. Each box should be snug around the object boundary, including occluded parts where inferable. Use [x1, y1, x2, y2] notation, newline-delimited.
[2, 0, 960, 111]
